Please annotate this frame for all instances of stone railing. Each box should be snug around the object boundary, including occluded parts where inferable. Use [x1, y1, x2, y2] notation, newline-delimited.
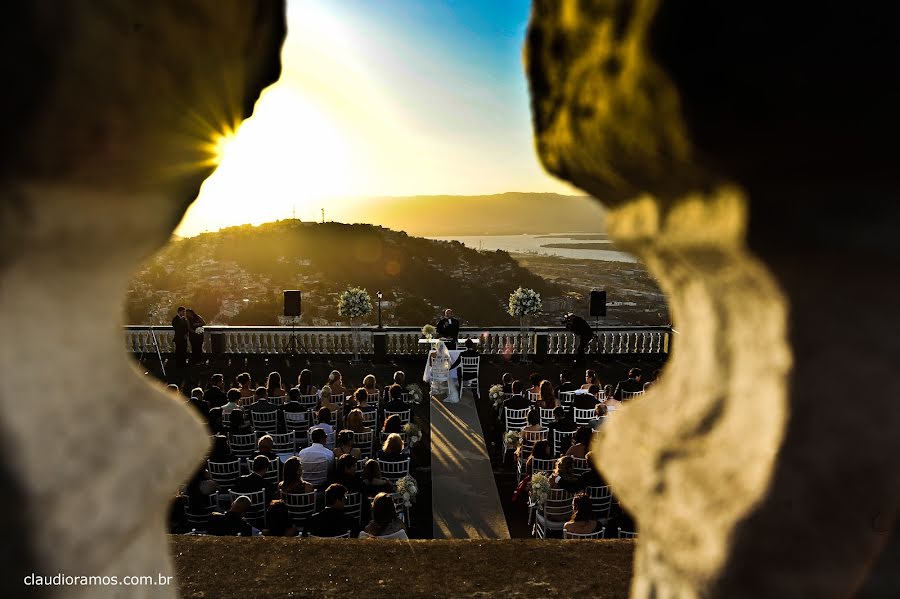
[125, 325, 671, 357]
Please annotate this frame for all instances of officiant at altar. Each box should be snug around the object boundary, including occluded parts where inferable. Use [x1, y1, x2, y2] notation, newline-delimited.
[436, 308, 460, 350]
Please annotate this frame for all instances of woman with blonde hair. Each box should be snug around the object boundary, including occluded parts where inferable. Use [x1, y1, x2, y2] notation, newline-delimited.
[550, 455, 583, 493]
[378, 433, 407, 461]
[318, 385, 341, 414]
[345, 408, 371, 434]
[326, 370, 347, 395]
[362, 374, 379, 402]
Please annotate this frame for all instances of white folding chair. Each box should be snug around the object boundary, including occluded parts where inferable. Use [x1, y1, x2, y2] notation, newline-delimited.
[527, 391, 540, 403]
[378, 458, 410, 483]
[563, 527, 605, 539]
[571, 456, 589, 476]
[353, 431, 375, 461]
[553, 429, 577, 457]
[229, 489, 266, 528]
[296, 394, 318, 410]
[207, 460, 240, 489]
[184, 492, 219, 532]
[270, 432, 295, 456]
[503, 407, 531, 452]
[284, 491, 317, 530]
[360, 409, 378, 429]
[297, 454, 329, 488]
[384, 409, 411, 425]
[344, 491, 362, 524]
[618, 527, 639, 539]
[283, 411, 310, 446]
[460, 356, 480, 392]
[380, 431, 409, 445]
[519, 456, 556, 482]
[367, 389, 380, 404]
[539, 407, 555, 427]
[573, 407, 595, 426]
[621, 390, 644, 401]
[558, 391, 577, 406]
[308, 531, 350, 539]
[250, 410, 279, 434]
[263, 457, 280, 485]
[585, 485, 613, 523]
[229, 433, 257, 462]
[533, 489, 574, 538]
[269, 395, 288, 405]
[391, 492, 410, 524]
[520, 428, 548, 458]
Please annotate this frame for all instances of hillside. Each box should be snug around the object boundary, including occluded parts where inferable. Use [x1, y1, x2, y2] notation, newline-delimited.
[126, 220, 563, 327]
[331, 192, 605, 236]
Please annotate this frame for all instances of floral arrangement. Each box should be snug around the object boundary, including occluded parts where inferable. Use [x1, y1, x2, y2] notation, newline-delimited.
[508, 287, 543, 318]
[337, 287, 373, 319]
[488, 384, 505, 410]
[396, 475, 419, 508]
[421, 324, 437, 339]
[402, 422, 422, 446]
[194, 326, 204, 335]
[405, 384, 423, 404]
[529, 471, 551, 505]
[504, 430, 521, 450]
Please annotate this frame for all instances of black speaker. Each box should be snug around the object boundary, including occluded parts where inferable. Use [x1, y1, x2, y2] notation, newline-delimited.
[589, 290, 607, 317]
[283, 290, 302, 317]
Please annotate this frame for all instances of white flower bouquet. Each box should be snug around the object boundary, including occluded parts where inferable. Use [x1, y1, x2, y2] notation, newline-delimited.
[402, 422, 422, 446]
[337, 287, 373, 319]
[508, 287, 543, 318]
[504, 430, 521, 450]
[421, 324, 437, 339]
[488, 384, 505, 410]
[405, 384, 423, 404]
[194, 326, 204, 335]
[529, 471, 551, 505]
[396, 475, 419, 508]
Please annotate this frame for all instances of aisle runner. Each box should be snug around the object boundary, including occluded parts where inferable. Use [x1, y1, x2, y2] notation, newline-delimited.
[430, 389, 510, 539]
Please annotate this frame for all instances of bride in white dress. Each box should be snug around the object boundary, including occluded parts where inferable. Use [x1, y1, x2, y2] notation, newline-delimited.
[425, 340, 459, 403]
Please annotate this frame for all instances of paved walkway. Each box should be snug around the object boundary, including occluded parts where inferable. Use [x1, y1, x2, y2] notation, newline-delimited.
[430, 389, 510, 539]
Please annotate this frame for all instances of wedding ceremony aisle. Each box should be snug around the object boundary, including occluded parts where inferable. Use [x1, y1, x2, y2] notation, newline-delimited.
[430, 389, 510, 539]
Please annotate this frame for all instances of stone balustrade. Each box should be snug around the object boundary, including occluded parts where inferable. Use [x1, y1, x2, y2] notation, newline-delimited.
[124, 325, 671, 357]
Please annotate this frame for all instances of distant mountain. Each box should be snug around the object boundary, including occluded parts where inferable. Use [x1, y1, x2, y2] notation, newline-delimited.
[333, 192, 605, 236]
[127, 220, 564, 327]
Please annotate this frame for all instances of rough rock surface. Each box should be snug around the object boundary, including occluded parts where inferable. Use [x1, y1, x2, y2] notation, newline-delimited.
[527, 1, 900, 597]
[0, 3, 284, 597]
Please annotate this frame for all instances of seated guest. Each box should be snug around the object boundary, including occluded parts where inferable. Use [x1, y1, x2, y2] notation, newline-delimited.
[188, 387, 210, 420]
[537, 380, 559, 409]
[557, 370, 579, 394]
[384, 384, 408, 413]
[326, 370, 347, 396]
[227, 408, 253, 436]
[318, 385, 341, 414]
[384, 371, 406, 404]
[527, 372, 543, 398]
[333, 430, 361, 460]
[297, 428, 334, 488]
[582, 369, 603, 390]
[266, 371, 287, 400]
[377, 433, 408, 462]
[613, 368, 643, 399]
[515, 409, 544, 460]
[209, 434, 235, 462]
[503, 381, 530, 411]
[603, 384, 614, 401]
[264, 500, 297, 537]
[362, 374, 379, 402]
[550, 455, 583, 493]
[352, 387, 376, 415]
[333, 454, 363, 494]
[254, 435, 277, 460]
[345, 408, 371, 434]
[589, 404, 608, 431]
[313, 407, 334, 446]
[579, 451, 608, 488]
[246, 387, 277, 414]
[235, 455, 278, 500]
[206, 406, 224, 435]
[279, 456, 314, 496]
[166, 384, 181, 395]
[451, 337, 479, 371]
[302, 483, 359, 538]
[361, 459, 394, 497]
[546, 406, 578, 455]
[236, 372, 255, 402]
[572, 385, 600, 410]
[524, 440, 554, 477]
[565, 426, 593, 459]
[382, 414, 403, 436]
[221, 388, 241, 417]
[204, 374, 227, 409]
[564, 492, 601, 535]
[360, 492, 407, 539]
[281, 387, 308, 428]
[296, 368, 318, 396]
[207, 495, 255, 536]
[643, 369, 663, 392]
[184, 464, 219, 516]
[500, 372, 514, 394]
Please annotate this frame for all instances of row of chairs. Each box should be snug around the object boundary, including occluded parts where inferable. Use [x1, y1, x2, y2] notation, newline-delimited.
[517, 454, 590, 482]
[531, 486, 637, 539]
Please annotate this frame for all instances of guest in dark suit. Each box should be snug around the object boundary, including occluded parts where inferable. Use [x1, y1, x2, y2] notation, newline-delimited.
[563, 313, 595, 364]
[546, 406, 578, 456]
[188, 387, 210, 421]
[572, 385, 601, 410]
[171, 306, 190, 368]
[614, 368, 644, 399]
[246, 387, 278, 414]
[502, 381, 531, 411]
[185, 308, 206, 365]
[384, 384, 408, 413]
[557, 370, 579, 394]
[207, 495, 254, 536]
[451, 338, 479, 389]
[204, 374, 227, 409]
[302, 484, 359, 538]
[235, 455, 278, 501]
[436, 308, 460, 350]
[501, 373, 513, 394]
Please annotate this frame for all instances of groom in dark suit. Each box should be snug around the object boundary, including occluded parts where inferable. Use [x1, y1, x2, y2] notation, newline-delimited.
[171, 306, 190, 368]
[436, 308, 460, 350]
